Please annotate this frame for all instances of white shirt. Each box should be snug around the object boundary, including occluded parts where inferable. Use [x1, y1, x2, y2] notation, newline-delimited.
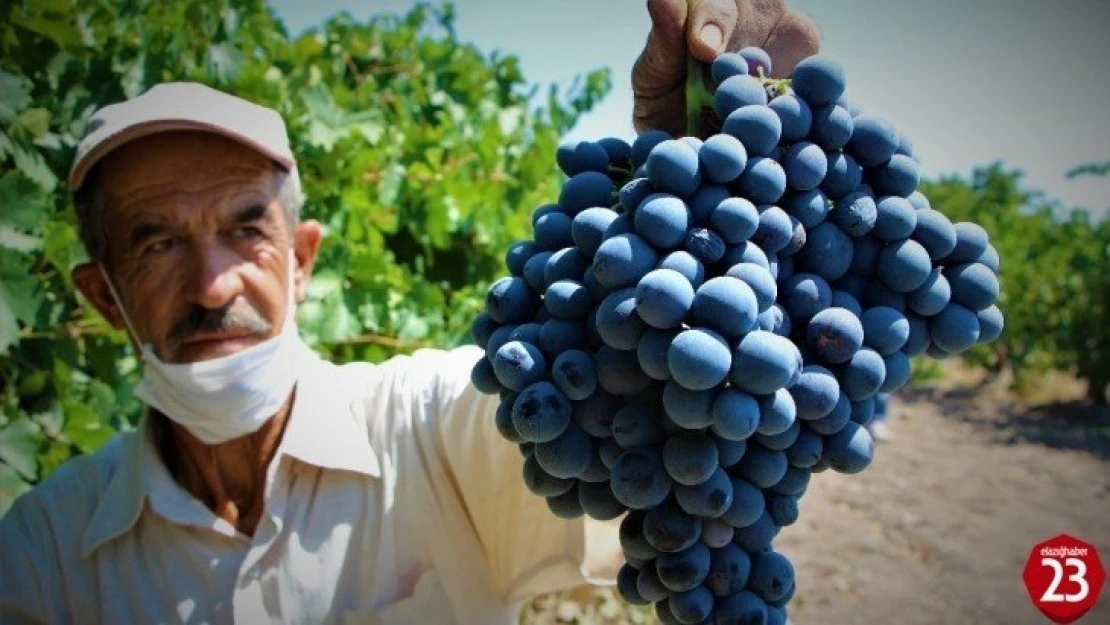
[0, 345, 621, 624]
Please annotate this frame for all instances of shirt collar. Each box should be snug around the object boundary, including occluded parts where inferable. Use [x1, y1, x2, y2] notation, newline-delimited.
[80, 349, 380, 557]
[277, 350, 381, 478]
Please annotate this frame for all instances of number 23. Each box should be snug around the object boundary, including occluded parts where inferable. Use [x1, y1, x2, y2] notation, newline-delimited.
[1040, 557, 1090, 603]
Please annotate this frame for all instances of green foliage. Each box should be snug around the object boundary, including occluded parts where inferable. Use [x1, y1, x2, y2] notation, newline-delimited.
[0, 0, 610, 512]
[921, 164, 1109, 403]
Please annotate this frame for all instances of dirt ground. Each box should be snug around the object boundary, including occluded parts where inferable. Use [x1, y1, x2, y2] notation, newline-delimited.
[525, 367, 1110, 624]
[780, 371, 1110, 625]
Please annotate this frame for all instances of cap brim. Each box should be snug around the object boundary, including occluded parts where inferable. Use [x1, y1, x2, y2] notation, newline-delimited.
[68, 118, 296, 191]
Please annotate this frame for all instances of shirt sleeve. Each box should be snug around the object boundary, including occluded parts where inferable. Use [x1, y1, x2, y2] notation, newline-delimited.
[422, 345, 623, 605]
[0, 501, 49, 624]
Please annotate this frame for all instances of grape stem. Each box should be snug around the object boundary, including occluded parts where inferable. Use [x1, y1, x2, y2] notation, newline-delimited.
[685, 54, 716, 139]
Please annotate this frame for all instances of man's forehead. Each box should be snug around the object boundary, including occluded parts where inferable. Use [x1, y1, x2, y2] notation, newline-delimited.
[99, 131, 280, 203]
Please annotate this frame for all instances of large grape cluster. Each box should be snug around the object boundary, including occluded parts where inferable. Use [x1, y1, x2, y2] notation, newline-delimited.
[469, 47, 1004, 624]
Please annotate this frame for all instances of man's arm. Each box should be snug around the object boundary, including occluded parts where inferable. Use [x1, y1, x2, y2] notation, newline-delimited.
[633, 0, 822, 135]
[424, 345, 623, 604]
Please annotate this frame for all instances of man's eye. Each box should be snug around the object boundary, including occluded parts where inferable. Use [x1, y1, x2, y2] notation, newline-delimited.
[147, 237, 181, 253]
[231, 226, 263, 239]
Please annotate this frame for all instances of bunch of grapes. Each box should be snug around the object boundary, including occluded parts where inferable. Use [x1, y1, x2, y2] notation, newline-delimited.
[469, 47, 1004, 624]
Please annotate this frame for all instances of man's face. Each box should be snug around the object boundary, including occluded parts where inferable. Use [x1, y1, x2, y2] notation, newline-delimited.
[73, 131, 320, 364]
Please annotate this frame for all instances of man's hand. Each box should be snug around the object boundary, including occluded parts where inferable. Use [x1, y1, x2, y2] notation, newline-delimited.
[633, 0, 821, 136]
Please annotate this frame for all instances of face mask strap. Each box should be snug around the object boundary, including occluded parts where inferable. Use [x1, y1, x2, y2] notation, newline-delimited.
[97, 264, 147, 363]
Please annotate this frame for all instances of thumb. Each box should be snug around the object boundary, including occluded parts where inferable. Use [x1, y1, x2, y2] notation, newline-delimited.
[685, 0, 739, 61]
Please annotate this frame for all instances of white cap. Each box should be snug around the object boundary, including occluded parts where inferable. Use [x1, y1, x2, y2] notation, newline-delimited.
[69, 82, 297, 191]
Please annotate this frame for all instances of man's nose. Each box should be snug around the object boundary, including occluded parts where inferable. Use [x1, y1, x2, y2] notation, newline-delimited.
[189, 240, 245, 310]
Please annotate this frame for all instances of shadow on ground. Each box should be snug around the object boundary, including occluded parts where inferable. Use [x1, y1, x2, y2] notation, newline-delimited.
[900, 381, 1110, 461]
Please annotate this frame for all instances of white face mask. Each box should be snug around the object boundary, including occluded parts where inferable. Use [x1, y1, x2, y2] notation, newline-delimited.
[100, 253, 310, 445]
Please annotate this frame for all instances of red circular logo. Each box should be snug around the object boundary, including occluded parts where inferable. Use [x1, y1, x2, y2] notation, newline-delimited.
[1022, 534, 1105, 624]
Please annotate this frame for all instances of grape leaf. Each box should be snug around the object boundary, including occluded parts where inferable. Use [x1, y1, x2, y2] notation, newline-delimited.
[63, 401, 114, 454]
[0, 71, 32, 122]
[0, 461, 32, 516]
[10, 143, 57, 192]
[0, 418, 43, 480]
[0, 227, 41, 252]
[0, 250, 42, 353]
[0, 171, 50, 233]
[207, 41, 245, 84]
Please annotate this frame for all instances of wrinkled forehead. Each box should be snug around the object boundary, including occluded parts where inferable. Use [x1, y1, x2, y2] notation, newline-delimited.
[94, 131, 285, 218]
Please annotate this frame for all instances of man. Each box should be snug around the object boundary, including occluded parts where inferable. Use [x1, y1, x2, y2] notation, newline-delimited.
[0, 1, 818, 623]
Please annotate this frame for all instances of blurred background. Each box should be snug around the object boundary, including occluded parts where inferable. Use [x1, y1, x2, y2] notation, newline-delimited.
[0, 1, 1106, 623]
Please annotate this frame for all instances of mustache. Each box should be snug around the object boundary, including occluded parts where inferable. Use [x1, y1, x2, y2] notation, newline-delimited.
[168, 301, 273, 344]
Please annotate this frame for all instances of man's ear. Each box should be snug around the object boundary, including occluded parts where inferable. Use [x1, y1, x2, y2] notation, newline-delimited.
[292, 220, 323, 304]
[72, 263, 125, 329]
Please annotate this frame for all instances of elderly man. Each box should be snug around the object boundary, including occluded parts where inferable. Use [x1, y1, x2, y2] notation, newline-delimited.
[0, 1, 818, 623]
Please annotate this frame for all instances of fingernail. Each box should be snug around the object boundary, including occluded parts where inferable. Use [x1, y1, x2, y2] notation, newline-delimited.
[700, 23, 723, 52]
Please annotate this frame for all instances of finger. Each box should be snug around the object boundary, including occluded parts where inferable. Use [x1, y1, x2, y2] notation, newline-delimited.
[727, 0, 787, 50]
[633, 0, 689, 99]
[686, 0, 740, 61]
[761, 9, 822, 78]
[633, 82, 688, 136]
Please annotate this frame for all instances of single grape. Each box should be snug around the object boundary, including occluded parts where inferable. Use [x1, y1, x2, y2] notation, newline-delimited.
[715, 74, 768, 120]
[572, 207, 620, 258]
[769, 93, 813, 143]
[658, 250, 707, 289]
[861, 306, 911, 355]
[643, 500, 703, 553]
[839, 347, 886, 401]
[946, 262, 1000, 311]
[612, 402, 664, 448]
[783, 141, 828, 191]
[593, 233, 659, 289]
[663, 381, 718, 429]
[656, 542, 712, 593]
[810, 103, 854, 150]
[789, 365, 840, 420]
[739, 46, 772, 76]
[824, 420, 875, 474]
[712, 51, 749, 83]
[663, 430, 720, 486]
[781, 188, 830, 228]
[646, 140, 702, 198]
[872, 195, 918, 241]
[596, 288, 647, 350]
[723, 104, 783, 157]
[725, 262, 778, 312]
[930, 303, 981, 353]
[700, 133, 749, 184]
[534, 420, 592, 478]
[877, 239, 933, 293]
[675, 466, 734, 518]
[485, 276, 539, 324]
[737, 157, 787, 205]
[797, 221, 853, 282]
[550, 349, 597, 401]
[711, 196, 761, 244]
[558, 171, 614, 215]
[635, 193, 690, 250]
[807, 307, 865, 364]
[847, 114, 899, 167]
[828, 190, 877, 237]
[945, 222, 990, 264]
[556, 140, 609, 176]
[730, 331, 803, 395]
[791, 55, 846, 107]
